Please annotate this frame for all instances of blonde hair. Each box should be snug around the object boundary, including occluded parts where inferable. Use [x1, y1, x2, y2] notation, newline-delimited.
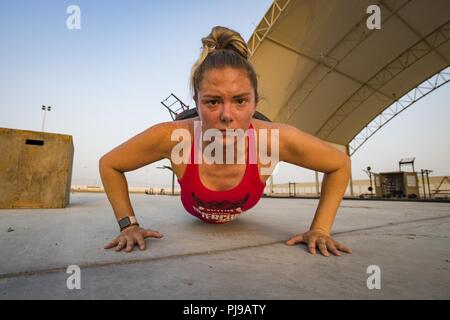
[190, 26, 259, 103]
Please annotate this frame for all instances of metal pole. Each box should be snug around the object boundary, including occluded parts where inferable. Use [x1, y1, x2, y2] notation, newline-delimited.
[426, 171, 432, 199]
[172, 172, 175, 195]
[41, 106, 51, 132]
[41, 106, 47, 132]
[346, 145, 354, 197]
[348, 169, 354, 197]
[315, 171, 320, 196]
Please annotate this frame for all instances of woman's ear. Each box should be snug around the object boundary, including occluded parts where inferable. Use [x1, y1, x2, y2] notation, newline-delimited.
[193, 96, 199, 110]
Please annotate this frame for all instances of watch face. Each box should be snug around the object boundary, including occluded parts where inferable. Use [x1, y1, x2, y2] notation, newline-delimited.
[118, 217, 130, 229]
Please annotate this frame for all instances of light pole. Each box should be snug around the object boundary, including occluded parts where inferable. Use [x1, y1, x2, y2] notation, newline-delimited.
[367, 166, 373, 194]
[157, 165, 175, 195]
[41, 105, 52, 132]
[362, 166, 374, 196]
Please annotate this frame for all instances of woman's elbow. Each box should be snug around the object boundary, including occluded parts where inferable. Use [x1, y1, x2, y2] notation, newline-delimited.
[332, 153, 351, 174]
[99, 155, 115, 171]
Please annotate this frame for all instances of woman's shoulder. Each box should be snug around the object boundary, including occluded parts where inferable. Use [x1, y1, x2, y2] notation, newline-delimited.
[172, 116, 199, 134]
[250, 119, 301, 157]
[156, 116, 198, 134]
[250, 118, 291, 133]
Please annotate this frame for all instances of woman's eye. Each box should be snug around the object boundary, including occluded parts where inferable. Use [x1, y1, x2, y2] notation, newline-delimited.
[206, 100, 218, 106]
[236, 99, 247, 105]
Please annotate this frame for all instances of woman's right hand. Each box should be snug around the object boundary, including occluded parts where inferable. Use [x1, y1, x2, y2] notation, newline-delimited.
[104, 225, 163, 252]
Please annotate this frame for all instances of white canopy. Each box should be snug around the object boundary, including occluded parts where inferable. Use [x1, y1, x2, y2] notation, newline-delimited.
[248, 0, 450, 147]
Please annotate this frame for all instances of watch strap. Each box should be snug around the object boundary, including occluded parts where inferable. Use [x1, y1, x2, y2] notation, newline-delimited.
[118, 216, 139, 231]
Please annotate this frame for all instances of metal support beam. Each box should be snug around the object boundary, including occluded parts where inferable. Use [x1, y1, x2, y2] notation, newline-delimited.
[349, 67, 450, 155]
[247, 0, 292, 57]
[318, 21, 450, 140]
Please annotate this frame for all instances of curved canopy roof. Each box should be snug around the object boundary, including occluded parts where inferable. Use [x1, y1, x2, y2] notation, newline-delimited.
[248, 0, 450, 146]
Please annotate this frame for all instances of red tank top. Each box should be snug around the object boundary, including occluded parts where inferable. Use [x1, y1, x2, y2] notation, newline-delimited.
[177, 122, 266, 224]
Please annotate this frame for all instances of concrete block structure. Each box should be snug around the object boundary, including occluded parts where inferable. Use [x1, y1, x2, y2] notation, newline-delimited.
[0, 128, 74, 208]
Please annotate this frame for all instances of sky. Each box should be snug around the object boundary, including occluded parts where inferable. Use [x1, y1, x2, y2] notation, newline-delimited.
[0, 0, 449, 190]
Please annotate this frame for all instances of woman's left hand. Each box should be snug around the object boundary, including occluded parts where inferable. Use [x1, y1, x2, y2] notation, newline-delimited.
[286, 230, 352, 257]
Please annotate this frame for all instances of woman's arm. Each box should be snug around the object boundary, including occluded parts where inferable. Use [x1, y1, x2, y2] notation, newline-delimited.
[99, 121, 176, 252]
[309, 158, 351, 235]
[277, 123, 352, 256]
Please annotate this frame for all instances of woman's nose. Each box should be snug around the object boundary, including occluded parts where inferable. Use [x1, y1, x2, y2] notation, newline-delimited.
[220, 103, 233, 124]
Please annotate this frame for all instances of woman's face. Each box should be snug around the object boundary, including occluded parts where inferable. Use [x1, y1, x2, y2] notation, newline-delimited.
[196, 67, 256, 138]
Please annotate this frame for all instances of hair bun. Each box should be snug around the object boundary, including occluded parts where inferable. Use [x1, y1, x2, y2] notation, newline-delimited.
[201, 26, 249, 60]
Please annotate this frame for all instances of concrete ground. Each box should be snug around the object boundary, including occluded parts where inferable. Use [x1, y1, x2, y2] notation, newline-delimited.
[0, 193, 449, 300]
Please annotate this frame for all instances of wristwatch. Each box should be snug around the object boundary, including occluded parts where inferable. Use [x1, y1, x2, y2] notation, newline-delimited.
[118, 216, 139, 231]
